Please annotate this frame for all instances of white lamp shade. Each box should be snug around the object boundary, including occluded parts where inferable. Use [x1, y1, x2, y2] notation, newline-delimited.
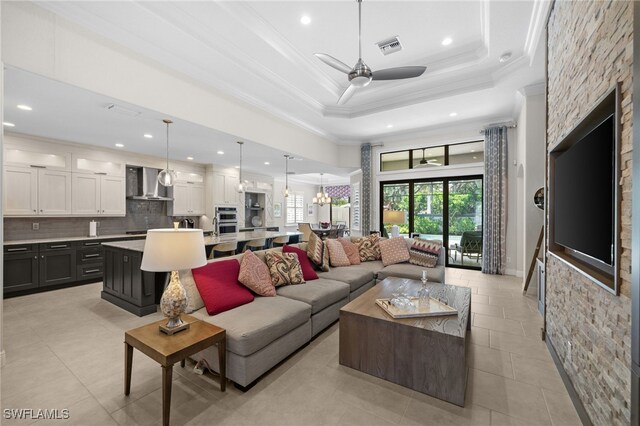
[383, 210, 406, 225]
[141, 229, 207, 272]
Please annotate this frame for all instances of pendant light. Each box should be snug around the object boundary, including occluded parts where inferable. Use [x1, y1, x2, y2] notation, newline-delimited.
[236, 141, 245, 193]
[312, 173, 331, 206]
[158, 119, 176, 187]
[284, 154, 290, 198]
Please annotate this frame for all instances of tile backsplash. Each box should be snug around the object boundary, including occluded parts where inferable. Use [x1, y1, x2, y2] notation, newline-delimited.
[4, 200, 200, 241]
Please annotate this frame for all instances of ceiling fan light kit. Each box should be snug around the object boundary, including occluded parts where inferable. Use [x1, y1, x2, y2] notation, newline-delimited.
[315, 0, 427, 105]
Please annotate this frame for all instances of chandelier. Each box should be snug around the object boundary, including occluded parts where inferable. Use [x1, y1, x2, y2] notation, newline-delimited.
[313, 173, 331, 206]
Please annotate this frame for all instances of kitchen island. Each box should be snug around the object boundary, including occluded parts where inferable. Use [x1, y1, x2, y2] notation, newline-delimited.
[101, 230, 301, 316]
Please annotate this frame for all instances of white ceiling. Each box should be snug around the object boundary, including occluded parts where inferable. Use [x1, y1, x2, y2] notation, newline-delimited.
[4, 1, 548, 181]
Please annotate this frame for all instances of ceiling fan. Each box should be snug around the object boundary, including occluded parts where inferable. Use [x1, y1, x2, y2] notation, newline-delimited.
[416, 148, 441, 167]
[315, 0, 426, 105]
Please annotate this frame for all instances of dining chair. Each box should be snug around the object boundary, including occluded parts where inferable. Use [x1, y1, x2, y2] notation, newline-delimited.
[297, 223, 313, 243]
[271, 235, 289, 248]
[209, 241, 237, 259]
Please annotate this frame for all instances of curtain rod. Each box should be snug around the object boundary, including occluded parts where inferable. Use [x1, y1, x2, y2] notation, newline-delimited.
[479, 121, 517, 134]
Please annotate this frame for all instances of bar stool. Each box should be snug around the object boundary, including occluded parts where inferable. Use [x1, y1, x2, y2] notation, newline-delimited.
[245, 239, 266, 252]
[209, 241, 237, 259]
[271, 235, 289, 248]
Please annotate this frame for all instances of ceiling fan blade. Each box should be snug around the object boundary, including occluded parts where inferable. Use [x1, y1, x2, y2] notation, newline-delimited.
[315, 53, 352, 74]
[372, 66, 426, 80]
[337, 84, 357, 105]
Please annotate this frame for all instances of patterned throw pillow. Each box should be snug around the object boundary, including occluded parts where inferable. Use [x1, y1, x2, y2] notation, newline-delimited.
[238, 250, 276, 296]
[338, 238, 361, 265]
[179, 269, 205, 313]
[325, 239, 351, 267]
[306, 232, 330, 272]
[379, 237, 411, 266]
[265, 251, 305, 287]
[356, 234, 381, 262]
[409, 238, 442, 268]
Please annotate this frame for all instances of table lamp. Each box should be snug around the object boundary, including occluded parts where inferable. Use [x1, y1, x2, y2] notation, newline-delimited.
[141, 228, 207, 335]
[383, 210, 406, 238]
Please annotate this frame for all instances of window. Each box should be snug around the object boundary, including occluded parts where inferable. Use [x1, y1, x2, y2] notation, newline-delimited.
[286, 193, 304, 224]
[379, 141, 484, 171]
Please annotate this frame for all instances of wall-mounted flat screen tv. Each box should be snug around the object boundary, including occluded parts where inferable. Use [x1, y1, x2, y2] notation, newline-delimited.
[553, 114, 615, 266]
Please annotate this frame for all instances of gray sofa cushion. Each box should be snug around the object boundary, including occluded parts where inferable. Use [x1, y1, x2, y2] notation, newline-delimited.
[318, 267, 374, 292]
[198, 296, 311, 357]
[352, 260, 385, 275]
[377, 263, 445, 283]
[276, 278, 349, 314]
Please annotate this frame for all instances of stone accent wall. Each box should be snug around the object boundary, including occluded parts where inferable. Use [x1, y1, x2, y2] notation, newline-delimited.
[546, 1, 633, 424]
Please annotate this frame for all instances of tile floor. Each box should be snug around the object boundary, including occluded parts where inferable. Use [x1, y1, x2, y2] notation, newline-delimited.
[1, 268, 582, 425]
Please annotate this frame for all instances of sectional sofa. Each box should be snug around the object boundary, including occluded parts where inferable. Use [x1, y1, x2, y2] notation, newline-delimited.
[190, 239, 446, 389]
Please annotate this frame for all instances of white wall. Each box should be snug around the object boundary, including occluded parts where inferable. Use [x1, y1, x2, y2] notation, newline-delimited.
[1, 2, 5, 367]
[520, 91, 546, 284]
[1, 2, 346, 168]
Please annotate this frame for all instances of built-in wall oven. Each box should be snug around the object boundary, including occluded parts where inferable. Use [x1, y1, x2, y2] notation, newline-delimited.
[215, 206, 238, 235]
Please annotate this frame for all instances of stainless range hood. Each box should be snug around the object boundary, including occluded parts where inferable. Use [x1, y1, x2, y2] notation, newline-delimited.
[126, 166, 173, 201]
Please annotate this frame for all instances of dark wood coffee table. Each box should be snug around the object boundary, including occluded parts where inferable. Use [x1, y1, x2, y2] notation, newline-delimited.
[124, 314, 226, 426]
[339, 277, 471, 406]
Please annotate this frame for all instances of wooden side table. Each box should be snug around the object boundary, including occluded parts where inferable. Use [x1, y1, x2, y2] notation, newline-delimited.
[124, 314, 226, 426]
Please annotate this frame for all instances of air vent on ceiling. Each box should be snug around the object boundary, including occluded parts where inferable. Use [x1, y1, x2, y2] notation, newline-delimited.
[376, 36, 402, 56]
[105, 103, 141, 117]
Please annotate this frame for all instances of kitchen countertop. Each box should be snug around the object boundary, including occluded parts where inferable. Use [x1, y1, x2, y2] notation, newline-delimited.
[102, 230, 303, 253]
[4, 233, 147, 246]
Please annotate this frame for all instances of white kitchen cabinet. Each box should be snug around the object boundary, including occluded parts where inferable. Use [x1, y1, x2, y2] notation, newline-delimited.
[212, 173, 240, 205]
[4, 166, 38, 215]
[38, 170, 72, 215]
[100, 176, 126, 216]
[72, 174, 125, 216]
[3, 167, 72, 216]
[170, 183, 205, 216]
[72, 174, 101, 215]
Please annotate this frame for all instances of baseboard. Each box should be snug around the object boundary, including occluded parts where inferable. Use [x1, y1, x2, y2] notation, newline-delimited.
[504, 268, 524, 277]
[0, 350, 6, 367]
[546, 337, 593, 426]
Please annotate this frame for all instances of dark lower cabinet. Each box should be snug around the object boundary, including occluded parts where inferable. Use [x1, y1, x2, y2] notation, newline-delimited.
[101, 246, 163, 316]
[4, 245, 39, 293]
[39, 244, 77, 287]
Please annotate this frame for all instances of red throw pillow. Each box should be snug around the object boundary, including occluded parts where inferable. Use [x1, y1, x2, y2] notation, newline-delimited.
[192, 259, 254, 315]
[283, 245, 319, 281]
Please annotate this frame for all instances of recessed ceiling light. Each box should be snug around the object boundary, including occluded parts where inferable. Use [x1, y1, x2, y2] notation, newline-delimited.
[187, 156, 194, 161]
[470, 149, 475, 152]
[17, 104, 32, 111]
[3, 122, 15, 127]
[264, 161, 270, 165]
[449, 112, 457, 117]
[234, 165, 240, 169]
[115, 143, 124, 148]
[143, 134, 153, 139]
[386, 124, 393, 128]
[217, 150, 224, 155]
[499, 51, 512, 63]
[442, 37, 452, 46]
[300, 15, 311, 25]
[473, 156, 478, 160]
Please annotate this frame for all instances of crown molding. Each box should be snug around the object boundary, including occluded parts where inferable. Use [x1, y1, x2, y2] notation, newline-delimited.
[524, 0, 553, 65]
[518, 82, 546, 97]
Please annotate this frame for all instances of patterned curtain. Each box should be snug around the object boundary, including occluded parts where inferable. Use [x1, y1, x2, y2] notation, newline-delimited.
[482, 126, 508, 274]
[325, 185, 350, 198]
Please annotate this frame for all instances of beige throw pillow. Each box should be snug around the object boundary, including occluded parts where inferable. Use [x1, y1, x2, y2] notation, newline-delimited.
[379, 237, 411, 266]
[265, 251, 306, 287]
[325, 239, 351, 267]
[179, 269, 205, 313]
[238, 250, 276, 296]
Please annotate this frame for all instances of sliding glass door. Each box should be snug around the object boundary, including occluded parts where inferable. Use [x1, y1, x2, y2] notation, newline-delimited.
[380, 176, 483, 270]
[448, 178, 483, 267]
